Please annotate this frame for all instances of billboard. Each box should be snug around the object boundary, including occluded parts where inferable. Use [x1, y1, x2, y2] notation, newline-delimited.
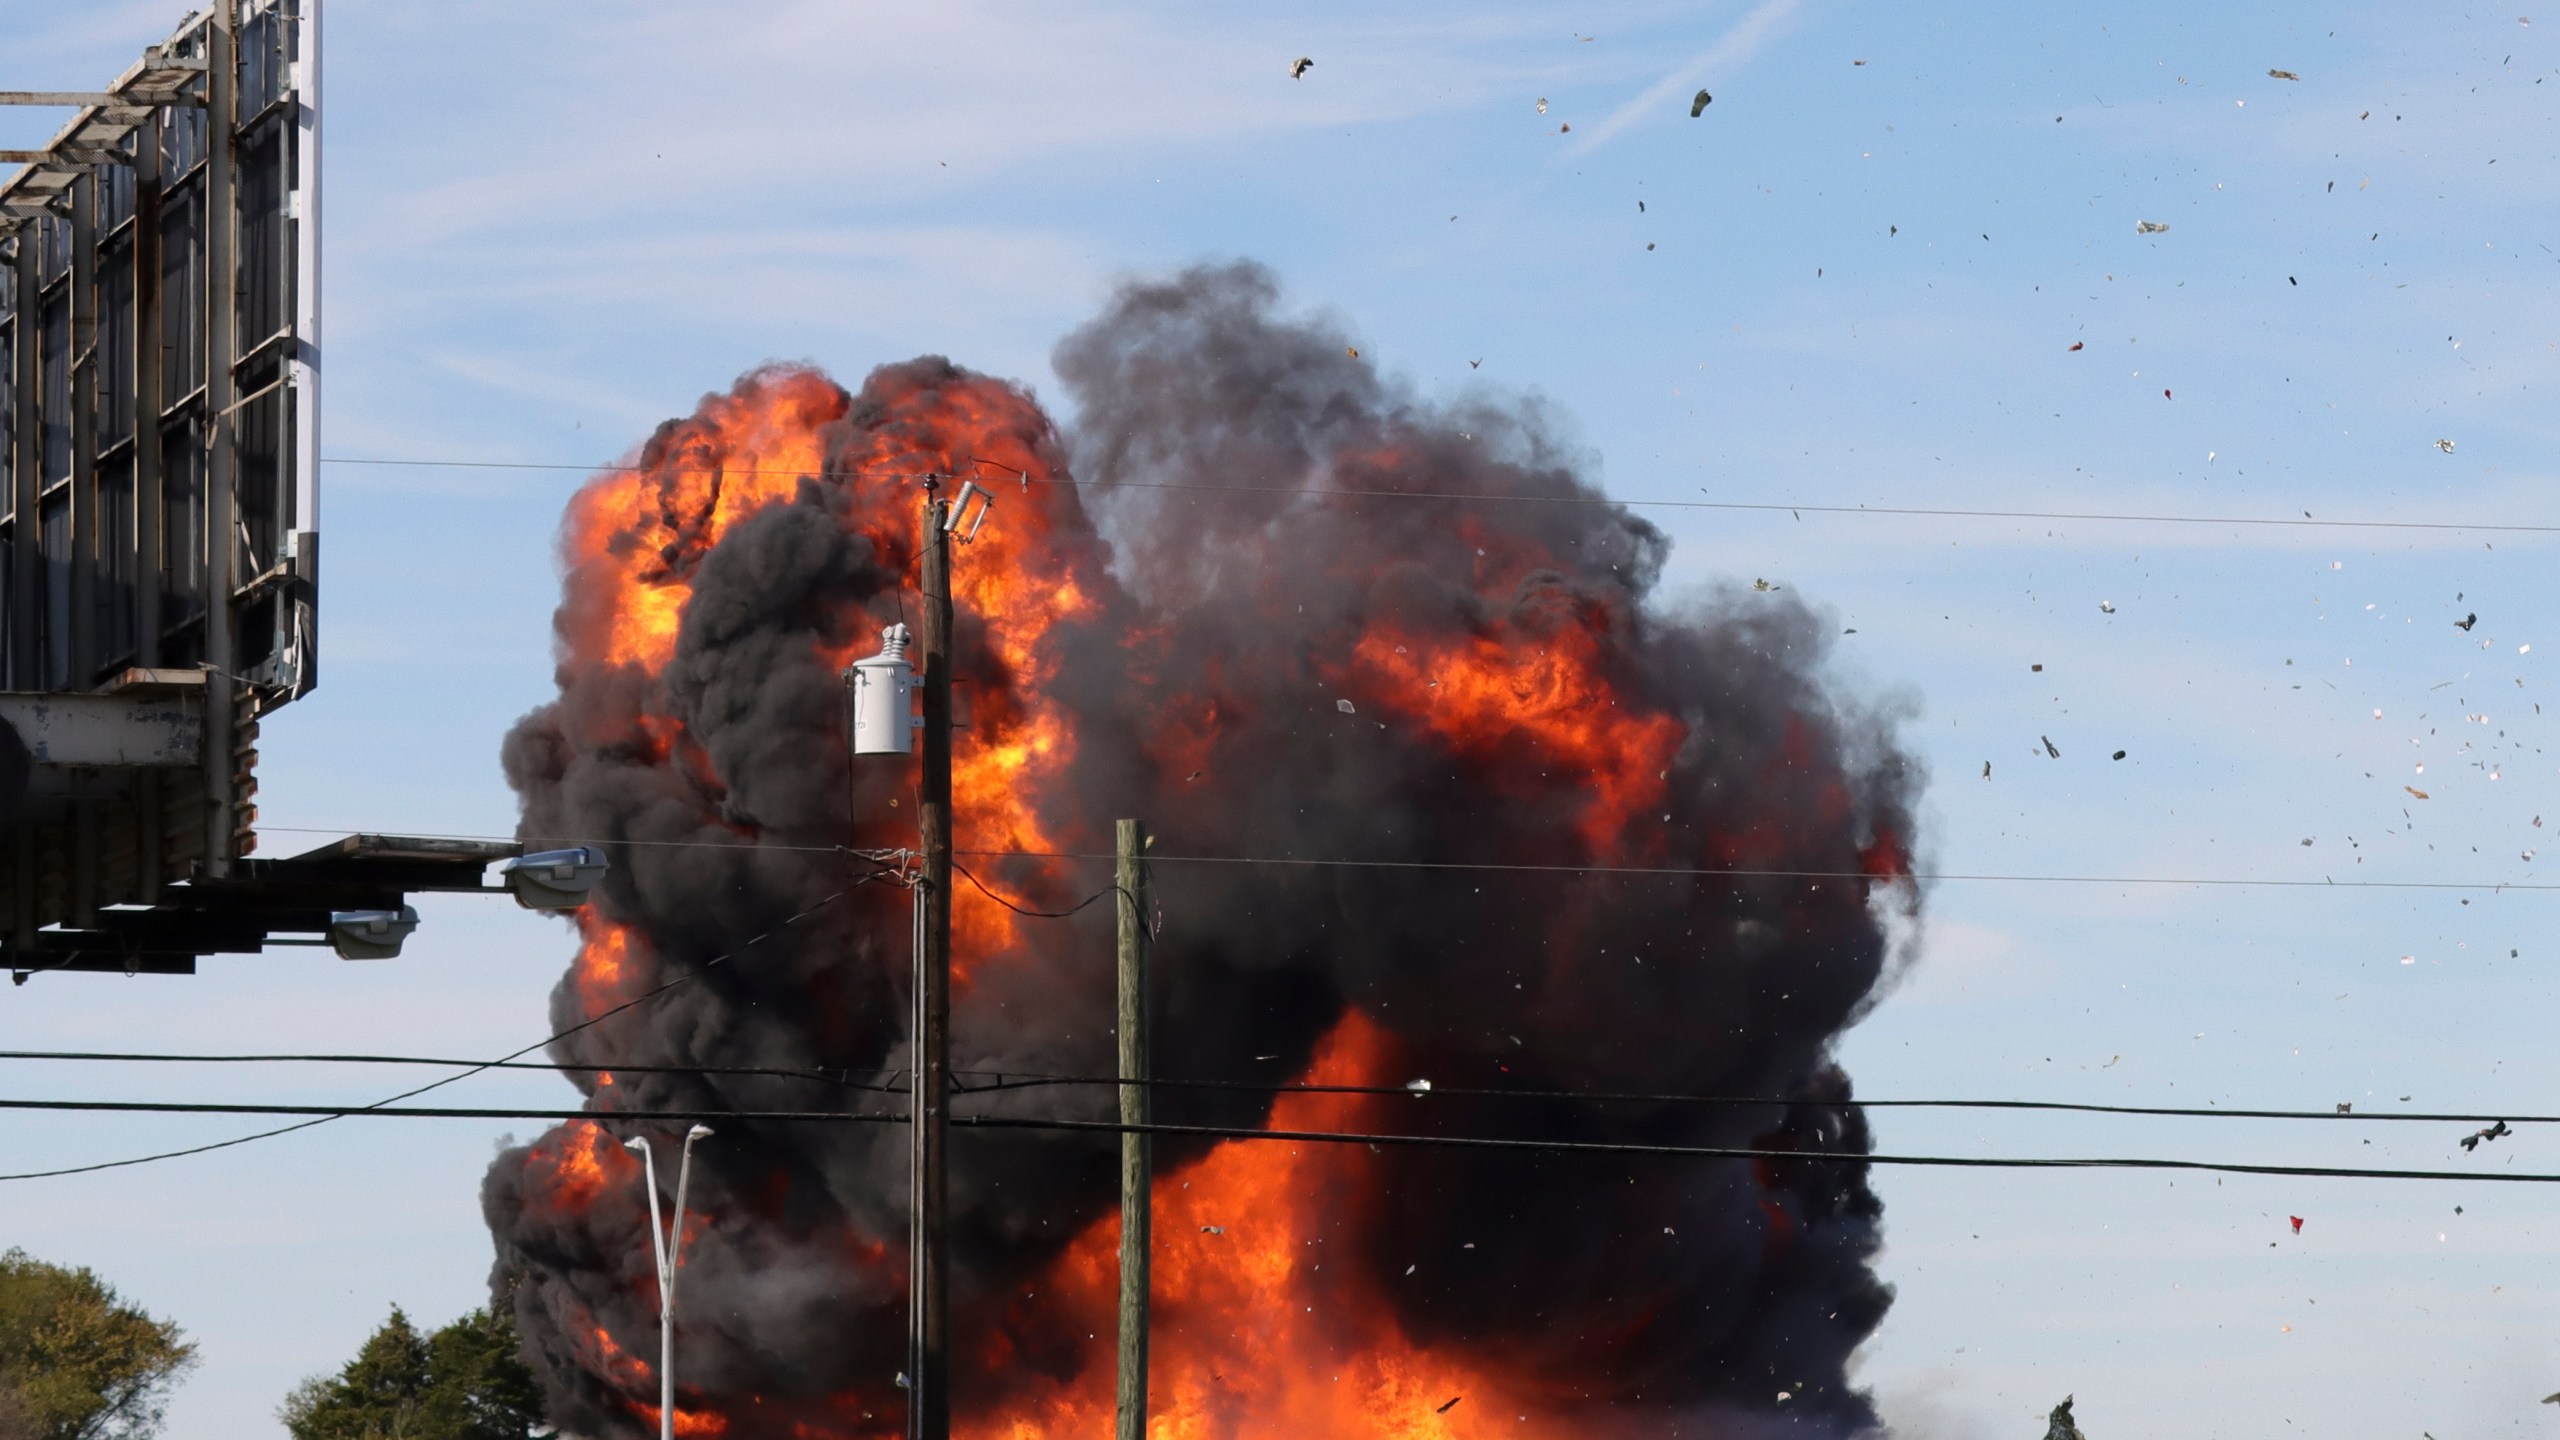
[0, 0, 319, 951]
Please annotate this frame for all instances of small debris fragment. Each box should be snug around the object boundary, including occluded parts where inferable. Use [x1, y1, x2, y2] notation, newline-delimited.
[1201, 1225, 1226, 1235]
[2406, 785, 2430, 800]
[2456, 613, 2478, 631]
[2269, 68, 2301, 80]
[1437, 1397, 1463, 1414]
[2136, 220, 2170, 234]
[2462, 1120, 2513, 1151]
[1336, 698, 1357, 714]
[2099, 600, 2116, 613]
[2436, 438, 2456, 453]
[2067, 341, 2085, 351]
[2032, 663, 2044, 671]
[2111, 750, 2126, 760]
[1753, 578, 1781, 591]
[1536, 97, 1548, 114]
[2045, 1396, 2086, 1440]
[2290, 1215, 2304, 1232]
[1690, 89, 1713, 117]
[1290, 57, 1314, 79]
[1406, 1078, 1432, 1094]
[2042, 735, 2061, 759]
[2337, 1102, 2353, 1114]
[1346, 346, 1359, 359]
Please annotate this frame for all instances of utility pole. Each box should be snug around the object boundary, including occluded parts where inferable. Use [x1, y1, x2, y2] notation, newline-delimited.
[1115, 819, 1151, 1440]
[909, 482, 954, 1440]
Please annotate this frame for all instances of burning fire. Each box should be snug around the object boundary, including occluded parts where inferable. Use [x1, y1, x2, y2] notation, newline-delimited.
[496, 278, 1918, 1440]
[983, 1013, 1555, 1440]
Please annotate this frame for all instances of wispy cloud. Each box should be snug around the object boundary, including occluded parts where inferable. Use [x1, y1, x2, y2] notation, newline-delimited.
[1570, 0, 1802, 152]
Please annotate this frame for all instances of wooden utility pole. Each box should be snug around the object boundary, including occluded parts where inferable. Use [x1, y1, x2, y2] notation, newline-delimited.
[909, 485, 954, 1440]
[1115, 818, 1151, 1440]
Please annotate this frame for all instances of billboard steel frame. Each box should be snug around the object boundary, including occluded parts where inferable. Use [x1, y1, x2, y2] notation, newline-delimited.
[0, 0, 320, 955]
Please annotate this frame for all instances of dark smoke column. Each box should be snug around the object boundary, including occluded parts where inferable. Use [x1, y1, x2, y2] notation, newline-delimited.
[484, 262, 1923, 1439]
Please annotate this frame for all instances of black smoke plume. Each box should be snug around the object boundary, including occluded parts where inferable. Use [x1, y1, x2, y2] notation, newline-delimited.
[484, 261, 1923, 1438]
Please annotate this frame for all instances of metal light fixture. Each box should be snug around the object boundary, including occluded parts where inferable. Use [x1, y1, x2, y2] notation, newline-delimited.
[497, 846, 609, 911]
[327, 905, 419, 960]
[846, 623, 916, 757]
[627, 1125, 715, 1440]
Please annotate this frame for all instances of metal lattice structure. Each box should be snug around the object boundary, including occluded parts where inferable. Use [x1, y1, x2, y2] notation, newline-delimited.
[0, 0, 321, 960]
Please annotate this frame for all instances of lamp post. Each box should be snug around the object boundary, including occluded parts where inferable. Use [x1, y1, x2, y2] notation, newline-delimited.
[626, 1124, 714, 1440]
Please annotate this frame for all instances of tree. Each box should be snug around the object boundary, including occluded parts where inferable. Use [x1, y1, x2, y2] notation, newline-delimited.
[280, 1305, 547, 1440]
[0, 1248, 196, 1440]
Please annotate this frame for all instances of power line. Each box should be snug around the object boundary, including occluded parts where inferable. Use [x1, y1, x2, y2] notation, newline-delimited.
[948, 861, 1130, 920]
[316, 454, 2560, 537]
[0, 1050, 908, 1090]
[0, 1094, 2545, 1185]
[0, 889, 860, 1182]
[964, 849, 2560, 895]
[245, 827, 2555, 895]
[0, 1048, 2534, 1128]
[957, 1114, 2560, 1185]
[946, 1071, 2547, 1126]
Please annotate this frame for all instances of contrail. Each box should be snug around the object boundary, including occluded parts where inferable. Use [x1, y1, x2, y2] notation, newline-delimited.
[1573, 0, 1803, 152]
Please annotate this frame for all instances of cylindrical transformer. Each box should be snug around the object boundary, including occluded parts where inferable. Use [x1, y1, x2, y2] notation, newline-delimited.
[847, 623, 917, 756]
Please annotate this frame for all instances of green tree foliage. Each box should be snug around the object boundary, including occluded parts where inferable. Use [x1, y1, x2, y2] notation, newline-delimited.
[279, 1304, 547, 1440]
[0, 1248, 196, 1440]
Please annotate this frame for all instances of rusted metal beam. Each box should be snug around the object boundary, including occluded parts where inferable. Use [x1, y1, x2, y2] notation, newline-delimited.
[0, 694, 203, 766]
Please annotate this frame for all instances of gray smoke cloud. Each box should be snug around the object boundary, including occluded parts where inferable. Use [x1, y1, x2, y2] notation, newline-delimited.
[484, 262, 1923, 1438]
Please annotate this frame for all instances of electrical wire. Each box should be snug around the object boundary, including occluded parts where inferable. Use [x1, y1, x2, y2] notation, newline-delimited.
[316, 454, 2560, 537]
[0, 1050, 909, 1091]
[942, 1070, 2549, 1126]
[964, 849, 2560, 895]
[242, 827, 2558, 895]
[949, 860, 1132, 919]
[0, 1094, 2546, 1184]
[0, 889, 858, 1182]
[0, 1049, 2535, 1127]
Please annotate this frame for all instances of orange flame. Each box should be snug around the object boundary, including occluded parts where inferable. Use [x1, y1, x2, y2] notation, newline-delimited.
[968, 1014, 1565, 1440]
[525, 1120, 626, 1218]
[1346, 624, 1683, 851]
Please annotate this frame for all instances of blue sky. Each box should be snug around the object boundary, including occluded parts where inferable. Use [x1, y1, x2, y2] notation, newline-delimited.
[5, 0, 2559, 1434]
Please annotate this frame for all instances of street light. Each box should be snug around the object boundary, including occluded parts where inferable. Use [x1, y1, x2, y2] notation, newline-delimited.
[625, 1124, 714, 1440]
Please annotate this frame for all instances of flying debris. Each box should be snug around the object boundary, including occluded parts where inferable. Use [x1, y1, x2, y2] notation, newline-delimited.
[2290, 1216, 2304, 1232]
[2099, 600, 2116, 613]
[2462, 1120, 2513, 1151]
[2456, 613, 2478, 631]
[2136, 220, 2170, 234]
[1690, 89, 1713, 116]
[2436, 438, 2457, 453]
[2045, 1396, 2087, 1440]
[1437, 1397, 1464, 1414]
[2269, 68, 2301, 80]
[2407, 786, 2431, 800]
[2068, 341, 2085, 351]
[1753, 578, 1782, 592]
[1537, 97, 1549, 114]
[1290, 56, 1314, 79]
[2042, 736, 2061, 759]
[1335, 698, 1357, 715]
[2111, 750, 2126, 760]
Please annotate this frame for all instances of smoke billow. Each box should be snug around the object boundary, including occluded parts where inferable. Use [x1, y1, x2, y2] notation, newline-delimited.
[484, 261, 1923, 1438]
